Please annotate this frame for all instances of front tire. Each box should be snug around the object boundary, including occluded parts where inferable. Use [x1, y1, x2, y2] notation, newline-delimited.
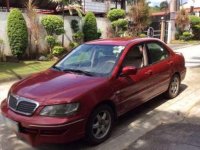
[86, 105, 114, 145]
[165, 74, 180, 99]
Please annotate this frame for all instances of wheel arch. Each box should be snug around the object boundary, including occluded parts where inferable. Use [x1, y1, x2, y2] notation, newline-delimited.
[91, 100, 118, 121]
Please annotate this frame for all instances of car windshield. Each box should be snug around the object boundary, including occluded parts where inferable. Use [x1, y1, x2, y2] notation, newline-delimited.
[54, 44, 125, 76]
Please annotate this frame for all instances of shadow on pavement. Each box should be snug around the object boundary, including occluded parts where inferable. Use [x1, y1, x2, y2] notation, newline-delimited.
[125, 123, 200, 150]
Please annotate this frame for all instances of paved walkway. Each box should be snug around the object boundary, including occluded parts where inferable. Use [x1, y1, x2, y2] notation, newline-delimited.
[170, 44, 200, 68]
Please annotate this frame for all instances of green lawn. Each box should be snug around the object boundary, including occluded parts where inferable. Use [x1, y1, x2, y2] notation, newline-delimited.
[171, 40, 200, 44]
[0, 61, 55, 81]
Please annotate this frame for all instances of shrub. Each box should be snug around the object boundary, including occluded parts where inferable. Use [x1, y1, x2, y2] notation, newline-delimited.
[45, 36, 56, 52]
[97, 29, 102, 39]
[111, 19, 128, 30]
[139, 33, 147, 38]
[41, 15, 64, 36]
[7, 8, 28, 58]
[107, 9, 126, 22]
[180, 31, 193, 41]
[189, 15, 200, 26]
[72, 31, 84, 43]
[83, 12, 98, 42]
[69, 42, 79, 49]
[52, 46, 65, 56]
[189, 16, 200, 40]
[192, 25, 200, 40]
[71, 19, 80, 33]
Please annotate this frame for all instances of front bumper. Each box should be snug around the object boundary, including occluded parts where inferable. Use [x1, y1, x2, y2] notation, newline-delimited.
[1, 99, 86, 146]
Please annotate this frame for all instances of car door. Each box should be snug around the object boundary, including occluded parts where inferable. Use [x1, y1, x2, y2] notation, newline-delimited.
[113, 43, 155, 115]
[145, 41, 172, 97]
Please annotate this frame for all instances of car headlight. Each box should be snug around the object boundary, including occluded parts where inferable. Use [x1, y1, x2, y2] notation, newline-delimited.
[40, 103, 79, 117]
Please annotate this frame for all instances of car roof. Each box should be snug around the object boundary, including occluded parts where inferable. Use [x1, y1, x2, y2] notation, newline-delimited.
[85, 37, 162, 46]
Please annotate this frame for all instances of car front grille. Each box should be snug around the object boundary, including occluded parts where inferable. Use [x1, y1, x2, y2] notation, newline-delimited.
[8, 94, 39, 116]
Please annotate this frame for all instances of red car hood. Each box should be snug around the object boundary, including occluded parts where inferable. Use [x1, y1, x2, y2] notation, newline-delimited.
[11, 69, 108, 104]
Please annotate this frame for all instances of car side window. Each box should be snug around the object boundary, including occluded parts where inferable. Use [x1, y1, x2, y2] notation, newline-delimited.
[146, 42, 169, 64]
[123, 44, 147, 68]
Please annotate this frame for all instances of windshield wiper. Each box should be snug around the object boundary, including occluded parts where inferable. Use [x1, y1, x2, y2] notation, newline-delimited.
[52, 66, 62, 71]
[63, 69, 94, 76]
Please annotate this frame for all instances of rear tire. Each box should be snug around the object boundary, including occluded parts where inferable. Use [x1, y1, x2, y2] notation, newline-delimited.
[85, 105, 114, 145]
[165, 74, 180, 99]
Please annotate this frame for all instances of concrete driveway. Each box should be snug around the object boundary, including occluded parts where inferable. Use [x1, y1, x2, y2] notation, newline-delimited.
[1, 46, 200, 150]
[170, 44, 200, 68]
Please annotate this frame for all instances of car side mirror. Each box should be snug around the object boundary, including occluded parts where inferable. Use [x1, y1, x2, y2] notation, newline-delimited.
[121, 66, 137, 76]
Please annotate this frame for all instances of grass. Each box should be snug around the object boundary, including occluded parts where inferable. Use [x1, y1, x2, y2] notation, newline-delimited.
[171, 40, 200, 44]
[0, 61, 55, 81]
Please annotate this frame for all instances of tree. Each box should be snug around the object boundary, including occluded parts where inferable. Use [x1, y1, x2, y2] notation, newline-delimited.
[160, 1, 168, 11]
[7, 9, 28, 58]
[41, 15, 64, 53]
[25, 0, 41, 58]
[83, 12, 98, 42]
[128, 0, 151, 36]
[41, 15, 65, 36]
[175, 9, 189, 33]
[107, 9, 128, 37]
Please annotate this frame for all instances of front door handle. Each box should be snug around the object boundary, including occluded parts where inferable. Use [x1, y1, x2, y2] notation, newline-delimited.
[145, 70, 153, 75]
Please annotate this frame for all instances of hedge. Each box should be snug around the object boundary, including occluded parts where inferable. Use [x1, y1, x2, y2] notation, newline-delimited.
[83, 12, 98, 42]
[7, 8, 28, 58]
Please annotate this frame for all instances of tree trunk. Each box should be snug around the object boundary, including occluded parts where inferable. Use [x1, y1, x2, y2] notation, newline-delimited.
[120, 0, 126, 10]
[6, 0, 10, 12]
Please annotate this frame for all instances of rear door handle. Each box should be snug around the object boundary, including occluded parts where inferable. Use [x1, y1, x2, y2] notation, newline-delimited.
[145, 70, 153, 75]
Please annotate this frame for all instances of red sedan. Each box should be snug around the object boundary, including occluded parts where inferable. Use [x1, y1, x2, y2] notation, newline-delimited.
[1, 38, 186, 146]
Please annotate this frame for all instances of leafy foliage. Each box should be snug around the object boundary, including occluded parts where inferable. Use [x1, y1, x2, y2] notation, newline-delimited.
[52, 46, 65, 56]
[41, 15, 64, 36]
[160, 1, 168, 11]
[189, 15, 200, 26]
[97, 29, 102, 39]
[107, 9, 126, 22]
[45, 36, 56, 52]
[180, 31, 193, 41]
[107, 8, 127, 37]
[83, 12, 98, 42]
[139, 33, 147, 38]
[69, 42, 79, 49]
[72, 31, 84, 43]
[7, 8, 28, 58]
[71, 19, 80, 33]
[189, 16, 200, 40]
[175, 9, 189, 33]
[111, 19, 128, 30]
[128, 0, 151, 36]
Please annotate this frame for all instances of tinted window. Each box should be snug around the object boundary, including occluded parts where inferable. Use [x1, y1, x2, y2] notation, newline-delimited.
[146, 42, 168, 64]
